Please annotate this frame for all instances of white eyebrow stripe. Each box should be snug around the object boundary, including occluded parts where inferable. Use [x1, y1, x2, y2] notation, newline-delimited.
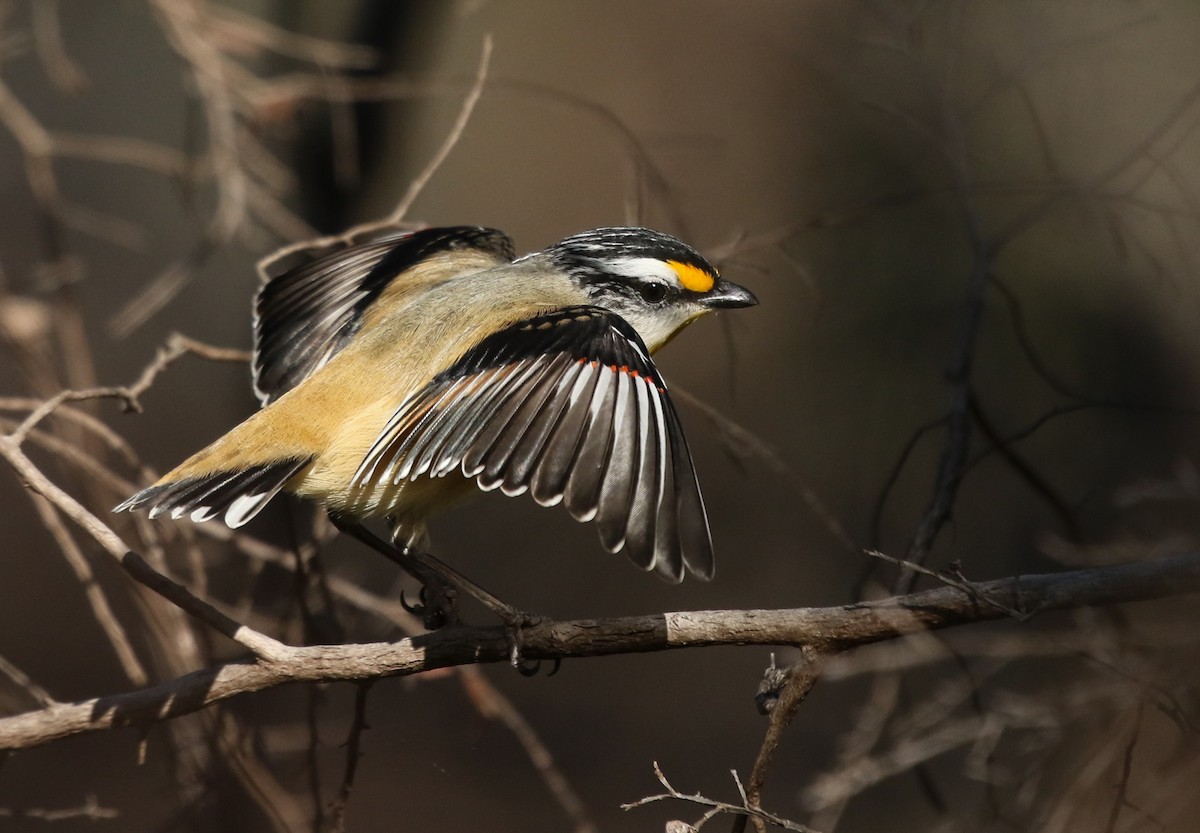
[601, 257, 680, 286]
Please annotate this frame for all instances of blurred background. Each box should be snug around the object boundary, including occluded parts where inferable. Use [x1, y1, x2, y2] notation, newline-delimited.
[2, 1, 1200, 831]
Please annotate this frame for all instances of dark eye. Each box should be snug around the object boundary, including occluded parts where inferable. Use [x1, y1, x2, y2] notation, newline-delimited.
[638, 282, 668, 304]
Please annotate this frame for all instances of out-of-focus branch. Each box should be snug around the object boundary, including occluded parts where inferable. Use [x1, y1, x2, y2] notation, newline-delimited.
[27, 493, 148, 686]
[0, 796, 119, 823]
[258, 33, 494, 273]
[6, 332, 249, 445]
[459, 667, 597, 833]
[0, 653, 56, 709]
[1, 550, 1197, 752]
[673, 386, 858, 554]
[0, 435, 285, 661]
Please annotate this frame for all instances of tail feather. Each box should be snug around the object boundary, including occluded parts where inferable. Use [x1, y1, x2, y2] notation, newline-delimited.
[115, 457, 312, 529]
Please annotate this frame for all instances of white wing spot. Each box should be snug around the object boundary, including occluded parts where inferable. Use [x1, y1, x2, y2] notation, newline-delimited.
[225, 493, 267, 528]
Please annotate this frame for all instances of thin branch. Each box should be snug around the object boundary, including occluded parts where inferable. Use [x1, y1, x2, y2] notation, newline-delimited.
[27, 493, 149, 686]
[0, 397, 140, 465]
[0, 795, 119, 822]
[868, 415, 947, 549]
[2, 551, 1199, 751]
[5, 332, 250, 445]
[966, 392, 1082, 542]
[259, 33, 494, 273]
[673, 386, 858, 554]
[0, 435, 286, 661]
[863, 549, 1027, 619]
[204, 5, 378, 70]
[149, 0, 246, 241]
[901, 209, 990, 581]
[994, 77, 1200, 250]
[384, 34, 491, 225]
[744, 648, 825, 824]
[459, 667, 596, 833]
[622, 762, 817, 832]
[214, 712, 308, 833]
[31, 0, 87, 94]
[328, 681, 373, 833]
[1105, 699, 1144, 833]
[0, 654, 56, 709]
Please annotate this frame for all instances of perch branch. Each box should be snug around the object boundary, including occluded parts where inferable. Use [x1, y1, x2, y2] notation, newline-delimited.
[1, 551, 1198, 751]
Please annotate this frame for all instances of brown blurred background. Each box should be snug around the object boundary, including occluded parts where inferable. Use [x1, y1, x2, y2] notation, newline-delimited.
[2, 1, 1200, 831]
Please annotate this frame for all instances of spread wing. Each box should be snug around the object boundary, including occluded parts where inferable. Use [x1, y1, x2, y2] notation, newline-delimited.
[253, 226, 515, 405]
[348, 306, 713, 582]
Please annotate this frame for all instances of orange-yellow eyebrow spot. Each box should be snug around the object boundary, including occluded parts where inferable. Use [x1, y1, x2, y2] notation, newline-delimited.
[667, 260, 715, 294]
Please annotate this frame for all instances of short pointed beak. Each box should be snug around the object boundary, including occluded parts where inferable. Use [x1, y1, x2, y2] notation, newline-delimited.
[702, 279, 758, 309]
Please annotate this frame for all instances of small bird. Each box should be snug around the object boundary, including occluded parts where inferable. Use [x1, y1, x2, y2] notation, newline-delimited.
[116, 226, 756, 596]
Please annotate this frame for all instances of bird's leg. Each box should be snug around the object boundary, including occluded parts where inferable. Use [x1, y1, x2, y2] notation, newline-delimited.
[398, 546, 560, 675]
[327, 514, 546, 669]
[327, 513, 459, 628]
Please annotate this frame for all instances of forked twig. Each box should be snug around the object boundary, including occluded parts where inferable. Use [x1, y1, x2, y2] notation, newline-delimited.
[864, 549, 1029, 620]
[5, 332, 249, 446]
[622, 761, 819, 832]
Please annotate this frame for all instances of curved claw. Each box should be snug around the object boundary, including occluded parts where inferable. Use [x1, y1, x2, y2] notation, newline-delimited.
[512, 656, 562, 677]
[399, 588, 425, 617]
[506, 628, 562, 677]
[515, 656, 543, 677]
[400, 585, 450, 630]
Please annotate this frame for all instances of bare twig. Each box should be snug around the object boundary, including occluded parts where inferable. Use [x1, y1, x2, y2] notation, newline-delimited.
[5, 332, 250, 445]
[384, 35, 492, 225]
[863, 549, 1028, 619]
[27, 493, 148, 686]
[31, 0, 86, 94]
[1105, 699, 1145, 833]
[459, 668, 596, 833]
[204, 4, 377, 69]
[0, 653, 56, 709]
[622, 762, 818, 832]
[0, 795, 119, 822]
[866, 414, 947, 551]
[328, 681, 374, 833]
[900, 203, 990, 582]
[744, 647, 826, 827]
[259, 33, 494, 272]
[673, 386, 858, 553]
[0, 435, 286, 660]
[214, 712, 308, 833]
[1, 551, 1197, 751]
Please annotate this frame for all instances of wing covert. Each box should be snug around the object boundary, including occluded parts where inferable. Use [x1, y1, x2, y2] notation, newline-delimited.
[351, 306, 714, 581]
[253, 226, 514, 405]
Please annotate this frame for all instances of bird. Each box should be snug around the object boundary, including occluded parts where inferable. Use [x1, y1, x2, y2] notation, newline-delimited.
[115, 225, 756, 614]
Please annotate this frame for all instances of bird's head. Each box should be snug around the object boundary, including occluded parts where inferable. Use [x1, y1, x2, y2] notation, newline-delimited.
[541, 227, 757, 351]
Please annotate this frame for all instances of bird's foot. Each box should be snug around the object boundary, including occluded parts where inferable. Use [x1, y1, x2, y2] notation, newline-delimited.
[495, 608, 560, 677]
[400, 579, 460, 629]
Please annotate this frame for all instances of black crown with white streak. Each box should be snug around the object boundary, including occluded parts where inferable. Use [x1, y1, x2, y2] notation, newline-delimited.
[542, 227, 717, 285]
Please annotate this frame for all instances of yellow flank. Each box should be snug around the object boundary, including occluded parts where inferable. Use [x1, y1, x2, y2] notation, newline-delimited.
[667, 260, 715, 293]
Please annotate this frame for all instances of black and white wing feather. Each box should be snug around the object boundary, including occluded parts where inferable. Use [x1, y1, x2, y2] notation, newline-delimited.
[113, 457, 313, 528]
[253, 226, 514, 404]
[349, 306, 713, 582]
